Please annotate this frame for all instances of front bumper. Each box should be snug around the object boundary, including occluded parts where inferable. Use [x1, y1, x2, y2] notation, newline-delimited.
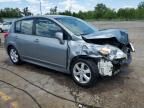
[129, 42, 135, 52]
[112, 58, 127, 65]
[98, 58, 121, 76]
[97, 43, 135, 76]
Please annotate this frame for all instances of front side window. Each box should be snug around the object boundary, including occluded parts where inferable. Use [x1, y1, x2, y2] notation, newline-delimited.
[35, 18, 62, 38]
[21, 20, 33, 35]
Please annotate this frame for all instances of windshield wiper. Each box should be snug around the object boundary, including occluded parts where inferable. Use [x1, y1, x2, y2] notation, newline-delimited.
[80, 33, 89, 36]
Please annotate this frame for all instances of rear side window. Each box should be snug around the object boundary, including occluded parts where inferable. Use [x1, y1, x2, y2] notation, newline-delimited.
[21, 20, 33, 35]
[15, 19, 33, 35]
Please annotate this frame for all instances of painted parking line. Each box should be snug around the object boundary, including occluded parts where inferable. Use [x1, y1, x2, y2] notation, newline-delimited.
[10, 101, 19, 108]
[0, 91, 19, 108]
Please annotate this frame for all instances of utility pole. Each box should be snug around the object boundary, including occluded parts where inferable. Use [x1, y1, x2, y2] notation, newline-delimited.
[39, 0, 42, 15]
[69, 0, 72, 12]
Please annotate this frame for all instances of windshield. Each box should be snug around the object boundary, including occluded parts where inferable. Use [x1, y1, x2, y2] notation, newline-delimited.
[55, 17, 97, 36]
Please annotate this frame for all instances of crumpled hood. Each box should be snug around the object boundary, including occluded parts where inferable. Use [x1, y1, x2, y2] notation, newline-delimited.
[82, 29, 129, 45]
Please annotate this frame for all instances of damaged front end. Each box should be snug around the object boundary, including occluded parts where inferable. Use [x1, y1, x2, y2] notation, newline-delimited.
[97, 45, 127, 76]
[81, 29, 135, 76]
[69, 29, 134, 77]
[83, 44, 128, 76]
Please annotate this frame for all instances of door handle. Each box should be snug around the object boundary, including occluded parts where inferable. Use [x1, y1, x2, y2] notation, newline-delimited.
[16, 36, 18, 39]
[34, 39, 39, 43]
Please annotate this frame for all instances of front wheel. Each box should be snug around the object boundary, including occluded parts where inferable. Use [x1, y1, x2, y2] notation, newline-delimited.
[70, 59, 99, 88]
[125, 52, 132, 65]
[8, 46, 22, 65]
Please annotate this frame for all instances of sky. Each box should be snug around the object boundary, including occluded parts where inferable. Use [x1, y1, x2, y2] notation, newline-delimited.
[0, 0, 143, 15]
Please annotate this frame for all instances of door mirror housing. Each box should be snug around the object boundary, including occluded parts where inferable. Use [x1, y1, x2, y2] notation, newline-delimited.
[55, 32, 65, 44]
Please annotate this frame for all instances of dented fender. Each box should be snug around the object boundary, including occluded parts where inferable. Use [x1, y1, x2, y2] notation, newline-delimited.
[68, 40, 102, 60]
[67, 40, 127, 70]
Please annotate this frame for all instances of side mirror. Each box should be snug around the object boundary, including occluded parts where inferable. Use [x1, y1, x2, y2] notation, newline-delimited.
[55, 32, 65, 44]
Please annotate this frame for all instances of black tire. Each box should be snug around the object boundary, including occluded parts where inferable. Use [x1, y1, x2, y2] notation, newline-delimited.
[70, 59, 99, 88]
[125, 52, 132, 65]
[8, 46, 22, 65]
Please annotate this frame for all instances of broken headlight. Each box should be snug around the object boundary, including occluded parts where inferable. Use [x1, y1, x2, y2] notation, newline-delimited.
[99, 45, 127, 60]
[82, 44, 126, 60]
[109, 48, 127, 60]
[99, 47, 111, 55]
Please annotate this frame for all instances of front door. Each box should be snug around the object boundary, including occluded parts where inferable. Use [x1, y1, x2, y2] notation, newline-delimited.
[33, 18, 68, 69]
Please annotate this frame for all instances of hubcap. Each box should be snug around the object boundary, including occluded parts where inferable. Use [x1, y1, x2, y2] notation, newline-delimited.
[73, 62, 91, 84]
[10, 49, 19, 63]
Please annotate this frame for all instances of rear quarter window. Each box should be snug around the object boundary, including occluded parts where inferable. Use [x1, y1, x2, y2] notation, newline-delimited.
[15, 21, 21, 33]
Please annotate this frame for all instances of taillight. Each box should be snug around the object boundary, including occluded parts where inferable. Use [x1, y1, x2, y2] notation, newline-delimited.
[4, 32, 9, 39]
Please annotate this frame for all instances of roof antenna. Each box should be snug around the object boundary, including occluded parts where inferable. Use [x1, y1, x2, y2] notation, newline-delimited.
[69, 0, 72, 12]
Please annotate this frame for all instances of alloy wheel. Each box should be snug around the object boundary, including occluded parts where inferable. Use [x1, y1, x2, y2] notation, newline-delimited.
[73, 62, 91, 84]
[10, 48, 19, 63]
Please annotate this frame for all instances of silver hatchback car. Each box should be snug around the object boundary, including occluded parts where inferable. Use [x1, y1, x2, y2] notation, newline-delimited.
[4, 15, 135, 87]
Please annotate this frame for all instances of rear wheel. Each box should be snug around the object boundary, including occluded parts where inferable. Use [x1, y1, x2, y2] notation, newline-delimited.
[71, 59, 99, 87]
[8, 46, 22, 65]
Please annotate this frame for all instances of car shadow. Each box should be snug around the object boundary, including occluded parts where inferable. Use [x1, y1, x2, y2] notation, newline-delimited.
[3, 59, 134, 95]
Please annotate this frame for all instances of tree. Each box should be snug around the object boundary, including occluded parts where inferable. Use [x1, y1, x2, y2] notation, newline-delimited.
[50, 6, 57, 15]
[0, 8, 22, 18]
[117, 8, 136, 20]
[59, 10, 72, 16]
[104, 9, 116, 19]
[94, 3, 109, 19]
[0, 1, 144, 20]
[15, 8, 22, 17]
[136, 1, 144, 19]
[138, 1, 144, 9]
[84, 11, 95, 19]
[22, 7, 33, 16]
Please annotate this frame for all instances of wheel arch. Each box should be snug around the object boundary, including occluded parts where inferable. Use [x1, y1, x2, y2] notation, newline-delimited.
[69, 55, 100, 87]
[7, 44, 22, 65]
[7, 44, 17, 55]
[69, 55, 100, 71]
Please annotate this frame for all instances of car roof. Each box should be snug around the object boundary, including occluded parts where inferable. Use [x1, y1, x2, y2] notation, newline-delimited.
[16, 15, 73, 21]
